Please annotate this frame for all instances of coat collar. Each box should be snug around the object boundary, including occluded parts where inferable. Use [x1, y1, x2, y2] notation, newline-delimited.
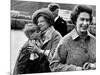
[71, 29, 90, 41]
[55, 16, 59, 21]
[42, 26, 55, 45]
[71, 29, 79, 40]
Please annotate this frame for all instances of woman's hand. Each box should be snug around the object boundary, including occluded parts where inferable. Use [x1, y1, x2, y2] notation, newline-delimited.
[83, 62, 96, 70]
[65, 64, 82, 71]
[88, 63, 96, 70]
[75, 66, 83, 71]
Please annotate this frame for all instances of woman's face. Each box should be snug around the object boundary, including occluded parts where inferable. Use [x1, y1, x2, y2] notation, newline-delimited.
[37, 16, 50, 32]
[76, 12, 90, 34]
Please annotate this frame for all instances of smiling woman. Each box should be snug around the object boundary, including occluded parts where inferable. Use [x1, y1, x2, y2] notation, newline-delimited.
[50, 5, 96, 72]
[76, 12, 90, 35]
[37, 16, 50, 32]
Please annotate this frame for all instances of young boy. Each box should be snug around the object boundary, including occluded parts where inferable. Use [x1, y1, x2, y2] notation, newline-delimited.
[13, 23, 42, 74]
[23, 23, 41, 60]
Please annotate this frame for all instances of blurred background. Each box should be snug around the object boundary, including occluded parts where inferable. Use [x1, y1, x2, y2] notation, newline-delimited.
[11, 0, 96, 74]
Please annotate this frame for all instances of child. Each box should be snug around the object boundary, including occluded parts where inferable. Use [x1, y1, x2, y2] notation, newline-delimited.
[13, 23, 42, 74]
[23, 23, 41, 60]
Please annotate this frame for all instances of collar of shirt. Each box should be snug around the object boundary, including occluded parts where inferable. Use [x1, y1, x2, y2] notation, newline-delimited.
[71, 29, 90, 41]
[55, 16, 59, 21]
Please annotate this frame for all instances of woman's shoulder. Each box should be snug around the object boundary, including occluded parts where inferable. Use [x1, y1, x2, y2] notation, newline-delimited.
[52, 29, 62, 38]
[88, 31, 96, 40]
[59, 32, 72, 45]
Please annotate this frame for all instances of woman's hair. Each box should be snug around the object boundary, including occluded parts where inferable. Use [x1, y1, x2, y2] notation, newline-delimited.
[71, 5, 93, 25]
[48, 3, 60, 12]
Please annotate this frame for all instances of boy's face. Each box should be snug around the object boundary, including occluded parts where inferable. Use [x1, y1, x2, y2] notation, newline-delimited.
[25, 28, 36, 39]
[24, 23, 41, 40]
[30, 31, 41, 40]
[25, 27, 41, 40]
[24, 24, 37, 39]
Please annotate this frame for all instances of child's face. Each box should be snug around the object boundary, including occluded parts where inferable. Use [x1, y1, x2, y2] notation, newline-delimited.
[24, 25, 40, 40]
[25, 29, 36, 39]
[24, 24, 37, 39]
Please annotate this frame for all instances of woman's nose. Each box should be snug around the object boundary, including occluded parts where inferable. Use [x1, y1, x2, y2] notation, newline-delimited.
[83, 20, 87, 25]
[37, 22, 41, 26]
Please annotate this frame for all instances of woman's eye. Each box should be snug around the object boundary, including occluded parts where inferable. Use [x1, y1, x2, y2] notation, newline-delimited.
[80, 18, 84, 21]
[86, 19, 90, 22]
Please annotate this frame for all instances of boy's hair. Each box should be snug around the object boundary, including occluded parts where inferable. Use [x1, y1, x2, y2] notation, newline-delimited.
[24, 23, 38, 39]
[71, 5, 93, 25]
[48, 3, 60, 12]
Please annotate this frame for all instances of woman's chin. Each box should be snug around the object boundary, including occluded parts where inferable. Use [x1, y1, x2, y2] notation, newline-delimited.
[80, 29, 87, 32]
[40, 28, 44, 31]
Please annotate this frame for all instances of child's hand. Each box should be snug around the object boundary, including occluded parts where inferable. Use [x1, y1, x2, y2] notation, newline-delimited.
[27, 40, 43, 54]
[27, 40, 36, 52]
[27, 43, 40, 54]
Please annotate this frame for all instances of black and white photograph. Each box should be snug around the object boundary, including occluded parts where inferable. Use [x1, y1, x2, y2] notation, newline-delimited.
[10, 0, 96, 75]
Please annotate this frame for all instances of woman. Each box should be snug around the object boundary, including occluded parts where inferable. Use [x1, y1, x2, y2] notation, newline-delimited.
[29, 8, 62, 73]
[50, 5, 96, 72]
[13, 8, 62, 74]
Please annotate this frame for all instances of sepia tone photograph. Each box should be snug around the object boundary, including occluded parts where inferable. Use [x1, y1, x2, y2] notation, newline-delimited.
[11, 0, 96, 75]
